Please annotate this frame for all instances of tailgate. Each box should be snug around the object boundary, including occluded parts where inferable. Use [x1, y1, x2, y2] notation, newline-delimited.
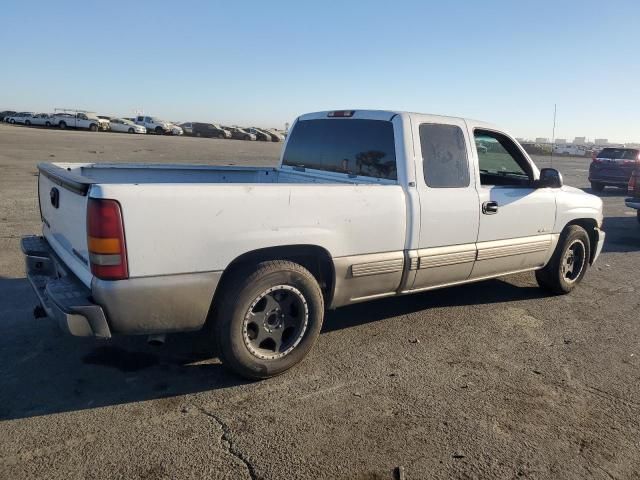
[38, 164, 94, 286]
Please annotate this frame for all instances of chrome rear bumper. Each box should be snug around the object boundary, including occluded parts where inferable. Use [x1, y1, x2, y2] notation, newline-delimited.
[21, 235, 111, 337]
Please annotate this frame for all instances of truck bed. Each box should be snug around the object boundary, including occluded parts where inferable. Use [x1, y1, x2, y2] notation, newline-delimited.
[44, 162, 388, 186]
[38, 162, 406, 287]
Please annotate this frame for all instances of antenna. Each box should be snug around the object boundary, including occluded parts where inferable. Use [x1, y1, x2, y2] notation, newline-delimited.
[550, 104, 557, 168]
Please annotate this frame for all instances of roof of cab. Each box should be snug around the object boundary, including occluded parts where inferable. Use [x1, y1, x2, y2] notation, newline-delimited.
[297, 109, 500, 131]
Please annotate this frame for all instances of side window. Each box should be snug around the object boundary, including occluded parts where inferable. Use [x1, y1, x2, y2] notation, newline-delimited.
[420, 123, 470, 188]
[474, 130, 532, 187]
[137, 116, 143, 122]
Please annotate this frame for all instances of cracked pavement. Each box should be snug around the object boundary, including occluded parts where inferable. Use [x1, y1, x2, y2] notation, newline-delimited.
[0, 125, 639, 479]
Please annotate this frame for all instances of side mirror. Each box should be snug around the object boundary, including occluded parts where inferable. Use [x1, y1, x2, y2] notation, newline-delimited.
[537, 168, 563, 188]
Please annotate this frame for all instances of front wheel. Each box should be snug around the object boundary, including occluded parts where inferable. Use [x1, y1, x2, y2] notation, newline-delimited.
[218, 133, 224, 139]
[45, 121, 51, 127]
[590, 181, 604, 193]
[213, 260, 324, 379]
[155, 126, 164, 135]
[59, 121, 66, 129]
[128, 127, 134, 133]
[536, 225, 590, 294]
[89, 124, 98, 132]
[25, 120, 31, 126]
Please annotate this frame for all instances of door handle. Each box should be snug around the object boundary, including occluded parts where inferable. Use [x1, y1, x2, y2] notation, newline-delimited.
[482, 201, 499, 215]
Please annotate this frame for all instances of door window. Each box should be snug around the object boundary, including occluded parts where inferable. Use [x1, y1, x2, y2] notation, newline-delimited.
[474, 130, 532, 186]
[420, 123, 470, 188]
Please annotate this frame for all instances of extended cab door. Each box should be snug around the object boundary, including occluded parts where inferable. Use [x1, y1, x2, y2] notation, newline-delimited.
[408, 115, 480, 291]
[468, 126, 556, 279]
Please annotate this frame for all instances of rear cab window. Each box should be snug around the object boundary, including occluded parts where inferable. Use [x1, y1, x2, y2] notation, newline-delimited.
[282, 119, 397, 180]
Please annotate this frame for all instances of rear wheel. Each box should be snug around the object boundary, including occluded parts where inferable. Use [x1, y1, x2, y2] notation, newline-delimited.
[213, 260, 324, 379]
[590, 181, 604, 193]
[128, 127, 134, 133]
[25, 120, 31, 126]
[218, 133, 224, 139]
[45, 121, 51, 127]
[155, 126, 164, 135]
[59, 121, 66, 129]
[195, 131, 201, 137]
[536, 225, 590, 294]
[9, 119, 15, 124]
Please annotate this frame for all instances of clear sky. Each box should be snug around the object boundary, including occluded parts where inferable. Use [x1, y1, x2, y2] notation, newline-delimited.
[2, 0, 638, 142]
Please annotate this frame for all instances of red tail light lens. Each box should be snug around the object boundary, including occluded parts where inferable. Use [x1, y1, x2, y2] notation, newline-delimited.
[629, 171, 638, 194]
[87, 198, 129, 280]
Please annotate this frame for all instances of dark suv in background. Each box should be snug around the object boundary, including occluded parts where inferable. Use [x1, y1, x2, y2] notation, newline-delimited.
[626, 168, 640, 224]
[191, 122, 231, 139]
[589, 147, 640, 192]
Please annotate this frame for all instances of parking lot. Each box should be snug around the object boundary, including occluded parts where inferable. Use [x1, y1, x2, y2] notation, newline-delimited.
[0, 123, 638, 479]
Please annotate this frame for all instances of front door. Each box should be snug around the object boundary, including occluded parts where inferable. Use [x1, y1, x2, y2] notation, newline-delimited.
[409, 115, 480, 291]
[470, 128, 556, 279]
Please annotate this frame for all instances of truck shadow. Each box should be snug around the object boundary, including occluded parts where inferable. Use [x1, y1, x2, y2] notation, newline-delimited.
[323, 278, 546, 333]
[602, 216, 640, 253]
[0, 275, 550, 421]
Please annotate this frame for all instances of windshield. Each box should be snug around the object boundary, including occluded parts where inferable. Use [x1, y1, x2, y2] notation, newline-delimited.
[282, 118, 397, 180]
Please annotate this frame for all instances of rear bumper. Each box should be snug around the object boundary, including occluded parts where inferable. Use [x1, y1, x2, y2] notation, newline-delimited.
[22, 236, 111, 337]
[22, 235, 222, 337]
[625, 198, 640, 210]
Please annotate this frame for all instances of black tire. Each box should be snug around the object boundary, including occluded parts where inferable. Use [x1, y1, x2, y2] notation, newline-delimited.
[590, 181, 604, 193]
[9, 119, 15, 124]
[89, 123, 98, 132]
[45, 121, 51, 127]
[195, 131, 201, 137]
[155, 126, 164, 135]
[218, 133, 224, 139]
[128, 127, 134, 133]
[59, 121, 66, 129]
[536, 225, 590, 294]
[244, 135, 250, 140]
[213, 260, 324, 379]
[25, 120, 31, 126]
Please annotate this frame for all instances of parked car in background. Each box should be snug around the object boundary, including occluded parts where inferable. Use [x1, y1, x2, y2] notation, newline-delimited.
[246, 127, 272, 142]
[109, 118, 146, 134]
[22, 109, 605, 379]
[0, 111, 17, 122]
[168, 123, 183, 136]
[626, 168, 640, 225]
[180, 122, 193, 135]
[53, 110, 109, 131]
[190, 122, 232, 138]
[26, 113, 55, 127]
[553, 144, 589, 156]
[589, 147, 640, 192]
[225, 126, 256, 141]
[135, 116, 171, 135]
[6, 112, 34, 124]
[263, 129, 285, 142]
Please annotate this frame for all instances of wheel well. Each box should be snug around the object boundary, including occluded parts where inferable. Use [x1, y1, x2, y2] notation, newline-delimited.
[214, 245, 335, 307]
[565, 218, 598, 264]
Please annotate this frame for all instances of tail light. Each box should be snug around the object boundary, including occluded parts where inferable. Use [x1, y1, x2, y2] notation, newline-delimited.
[591, 152, 600, 164]
[87, 198, 129, 280]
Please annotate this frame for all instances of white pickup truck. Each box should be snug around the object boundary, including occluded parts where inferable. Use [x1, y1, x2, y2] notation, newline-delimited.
[53, 111, 109, 131]
[22, 110, 605, 379]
